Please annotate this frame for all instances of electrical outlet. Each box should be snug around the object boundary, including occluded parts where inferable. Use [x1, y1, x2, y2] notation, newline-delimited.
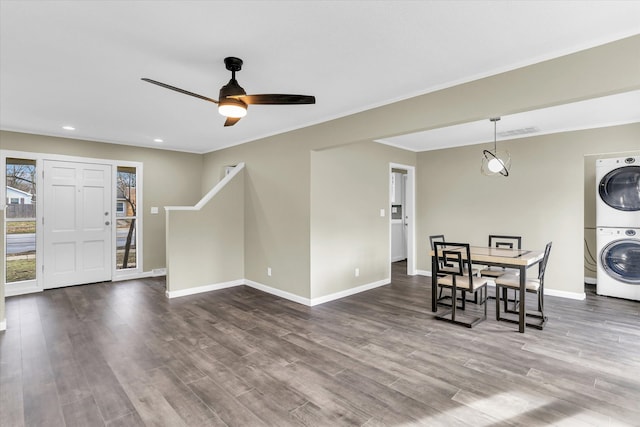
[355, 268, 360, 277]
[267, 267, 272, 276]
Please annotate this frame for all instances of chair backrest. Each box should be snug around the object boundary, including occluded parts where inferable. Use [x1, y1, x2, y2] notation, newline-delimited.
[538, 241, 552, 282]
[433, 241, 473, 278]
[488, 235, 522, 250]
[429, 234, 445, 250]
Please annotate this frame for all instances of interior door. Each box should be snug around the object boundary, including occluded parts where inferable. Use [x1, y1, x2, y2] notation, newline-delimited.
[43, 160, 112, 288]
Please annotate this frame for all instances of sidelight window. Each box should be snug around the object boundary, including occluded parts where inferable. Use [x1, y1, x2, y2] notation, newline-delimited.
[116, 166, 138, 270]
[5, 158, 37, 283]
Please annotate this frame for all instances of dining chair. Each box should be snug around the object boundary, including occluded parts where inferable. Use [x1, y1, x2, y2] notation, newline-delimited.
[495, 241, 552, 330]
[480, 235, 522, 278]
[430, 234, 483, 305]
[481, 235, 522, 307]
[433, 241, 488, 328]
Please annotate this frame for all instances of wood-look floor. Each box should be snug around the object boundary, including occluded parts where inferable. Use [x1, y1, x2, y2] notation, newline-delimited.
[1, 261, 640, 426]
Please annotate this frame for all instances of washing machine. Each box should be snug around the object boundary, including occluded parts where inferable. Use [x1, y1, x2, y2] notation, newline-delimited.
[595, 156, 640, 227]
[596, 227, 640, 301]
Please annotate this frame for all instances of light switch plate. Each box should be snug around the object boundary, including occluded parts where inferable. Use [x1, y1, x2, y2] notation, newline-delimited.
[150, 206, 159, 214]
[380, 208, 385, 217]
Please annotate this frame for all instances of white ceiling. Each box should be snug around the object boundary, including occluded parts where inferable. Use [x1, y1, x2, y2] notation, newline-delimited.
[378, 90, 640, 152]
[1, 1, 639, 154]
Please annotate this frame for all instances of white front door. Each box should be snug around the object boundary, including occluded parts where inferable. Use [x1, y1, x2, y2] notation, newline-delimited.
[43, 160, 112, 288]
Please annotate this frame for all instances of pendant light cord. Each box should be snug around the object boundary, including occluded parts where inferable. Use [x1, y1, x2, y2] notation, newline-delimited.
[491, 117, 500, 152]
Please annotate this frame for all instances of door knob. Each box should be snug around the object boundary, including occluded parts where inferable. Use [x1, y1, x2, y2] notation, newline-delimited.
[105, 221, 110, 226]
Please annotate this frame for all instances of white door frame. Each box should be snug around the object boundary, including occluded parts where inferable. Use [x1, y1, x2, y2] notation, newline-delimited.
[1, 149, 143, 296]
[389, 163, 416, 275]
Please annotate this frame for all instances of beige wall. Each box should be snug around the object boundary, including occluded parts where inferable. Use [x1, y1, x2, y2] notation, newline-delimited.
[201, 134, 313, 298]
[166, 169, 244, 292]
[198, 34, 639, 302]
[416, 123, 640, 296]
[0, 131, 203, 273]
[310, 141, 415, 298]
[2, 35, 639, 319]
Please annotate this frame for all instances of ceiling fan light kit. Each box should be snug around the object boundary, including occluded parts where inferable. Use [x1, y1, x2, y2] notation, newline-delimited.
[218, 98, 247, 118]
[481, 117, 511, 177]
[142, 56, 315, 127]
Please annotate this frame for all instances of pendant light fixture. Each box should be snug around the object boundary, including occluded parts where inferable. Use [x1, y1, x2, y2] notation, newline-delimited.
[481, 117, 511, 177]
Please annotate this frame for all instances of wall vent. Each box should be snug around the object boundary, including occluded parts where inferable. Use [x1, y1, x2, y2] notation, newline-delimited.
[497, 127, 540, 138]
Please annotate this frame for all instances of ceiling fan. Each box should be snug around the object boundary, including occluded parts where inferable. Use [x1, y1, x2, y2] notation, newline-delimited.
[142, 57, 316, 127]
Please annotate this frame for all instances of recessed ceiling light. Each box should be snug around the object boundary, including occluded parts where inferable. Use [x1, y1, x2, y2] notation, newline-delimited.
[153, 138, 163, 143]
[62, 125, 75, 130]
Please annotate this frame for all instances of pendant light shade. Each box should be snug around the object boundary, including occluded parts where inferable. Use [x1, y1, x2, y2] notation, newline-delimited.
[481, 117, 511, 177]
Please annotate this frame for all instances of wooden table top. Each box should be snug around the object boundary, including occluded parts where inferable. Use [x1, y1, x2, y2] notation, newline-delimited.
[430, 245, 544, 267]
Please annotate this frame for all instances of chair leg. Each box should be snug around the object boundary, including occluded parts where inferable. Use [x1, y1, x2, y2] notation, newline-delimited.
[502, 288, 509, 313]
[436, 286, 486, 328]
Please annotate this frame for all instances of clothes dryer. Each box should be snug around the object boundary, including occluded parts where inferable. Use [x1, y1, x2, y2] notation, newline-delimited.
[596, 227, 640, 301]
[595, 156, 640, 227]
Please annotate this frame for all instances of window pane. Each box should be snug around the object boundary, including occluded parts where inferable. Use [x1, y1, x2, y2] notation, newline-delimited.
[117, 167, 136, 217]
[6, 158, 37, 283]
[116, 220, 137, 269]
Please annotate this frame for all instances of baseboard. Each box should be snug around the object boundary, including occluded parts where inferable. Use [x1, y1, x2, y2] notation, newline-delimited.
[112, 270, 154, 282]
[244, 280, 312, 306]
[152, 268, 167, 277]
[164, 277, 392, 307]
[310, 278, 390, 306]
[545, 288, 586, 300]
[584, 277, 597, 285]
[416, 269, 431, 276]
[165, 279, 244, 299]
[0, 319, 6, 331]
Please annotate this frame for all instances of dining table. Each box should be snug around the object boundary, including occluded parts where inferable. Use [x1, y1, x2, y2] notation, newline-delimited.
[430, 245, 545, 333]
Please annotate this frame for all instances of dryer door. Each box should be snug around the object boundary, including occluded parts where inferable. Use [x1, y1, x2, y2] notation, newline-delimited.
[600, 238, 640, 285]
[598, 165, 640, 212]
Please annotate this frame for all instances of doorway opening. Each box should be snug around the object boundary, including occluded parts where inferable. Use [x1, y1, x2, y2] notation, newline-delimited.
[389, 163, 415, 275]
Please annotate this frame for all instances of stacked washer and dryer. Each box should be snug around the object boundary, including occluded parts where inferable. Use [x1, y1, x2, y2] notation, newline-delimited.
[595, 156, 640, 300]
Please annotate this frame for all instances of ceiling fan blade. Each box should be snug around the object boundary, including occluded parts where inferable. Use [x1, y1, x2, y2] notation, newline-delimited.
[224, 117, 242, 127]
[141, 78, 218, 104]
[233, 94, 316, 105]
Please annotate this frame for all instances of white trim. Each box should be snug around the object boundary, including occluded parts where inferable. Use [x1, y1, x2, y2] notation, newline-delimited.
[584, 276, 597, 285]
[0, 319, 6, 331]
[545, 288, 586, 300]
[4, 280, 40, 297]
[310, 278, 390, 306]
[416, 269, 432, 277]
[164, 277, 392, 307]
[244, 279, 311, 306]
[165, 163, 245, 212]
[165, 279, 244, 299]
[111, 269, 157, 282]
